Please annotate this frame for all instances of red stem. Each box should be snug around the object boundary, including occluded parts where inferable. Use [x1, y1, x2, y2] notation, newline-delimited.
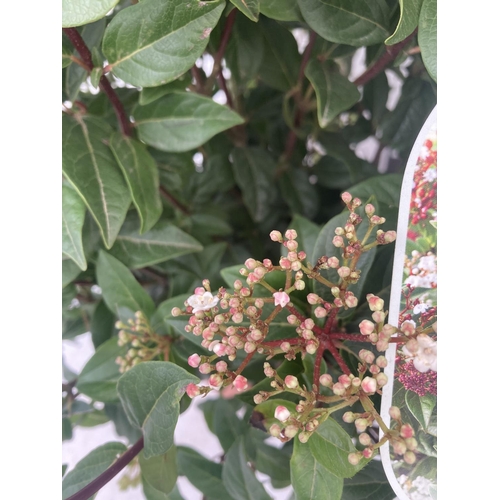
[66, 436, 144, 500]
[313, 344, 325, 391]
[323, 338, 351, 376]
[63, 28, 133, 137]
[285, 305, 323, 336]
[159, 186, 190, 215]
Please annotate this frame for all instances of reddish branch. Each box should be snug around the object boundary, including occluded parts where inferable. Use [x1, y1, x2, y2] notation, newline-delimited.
[322, 338, 352, 376]
[63, 28, 133, 137]
[353, 30, 417, 87]
[66, 436, 144, 500]
[313, 344, 325, 389]
[159, 186, 190, 215]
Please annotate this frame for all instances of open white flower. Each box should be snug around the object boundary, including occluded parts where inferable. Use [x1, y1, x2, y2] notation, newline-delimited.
[187, 291, 219, 313]
[402, 334, 437, 373]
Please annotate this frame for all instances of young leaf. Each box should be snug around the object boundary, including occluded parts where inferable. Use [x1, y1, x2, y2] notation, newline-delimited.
[62, 185, 87, 270]
[231, 147, 278, 223]
[96, 250, 155, 321]
[140, 446, 178, 498]
[76, 337, 127, 402]
[117, 362, 199, 458]
[290, 438, 343, 500]
[418, 0, 437, 81]
[134, 93, 244, 152]
[109, 132, 163, 234]
[230, 0, 260, 22]
[62, 442, 127, 499]
[109, 216, 203, 269]
[222, 438, 272, 500]
[62, 0, 120, 27]
[297, 0, 394, 46]
[385, 0, 423, 45]
[102, 0, 225, 87]
[305, 59, 360, 128]
[62, 114, 131, 249]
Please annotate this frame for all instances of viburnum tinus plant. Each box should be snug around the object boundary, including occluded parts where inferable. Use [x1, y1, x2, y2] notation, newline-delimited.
[62, 0, 437, 499]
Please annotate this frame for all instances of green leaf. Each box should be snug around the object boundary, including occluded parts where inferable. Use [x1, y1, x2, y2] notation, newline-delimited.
[62, 34, 73, 68]
[62, 258, 82, 288]
[279, 168, 319, 219]
[254, 440, 291, 485]
[63, 0, 119, 27]
[139, 74, 192, 106]
[290, 438, 343, 500]
[140, 446, 178, 498]
[176, 446, 232, 498]
[102, 0, 225, 87]
[222, 438, 272, 500]
[308, 417, 368, 478]
[62, 418, 73, 441]
[342, 460, 395, 500]
[62, 184, 87, 271]
[405, 392, 436, 431]
[96, 250, 155, 321]
[348, 173, 403, 208]
[305, 59, 360, 128]
[117, 361, 198, 458]
[109, 132, 162, 234]
[76, 337, 127, 402]
[134, 93, 244, 152]
[62, 114, 131, 249]
[109, 215, 203, 269]
[62, 442, 127, 499]
[90, 300, 116, 348]
[105, 402, 143, 443]
[212, 399, 247, 452]
[231, 147, 278, 223]
[260, 0, 302, 21]
[418, 0, 437, 81]
[386, 0, 423, 45]
[297, 0, 393, 46]
[90, 67, 103, 88]
[230, 0, 260, 21]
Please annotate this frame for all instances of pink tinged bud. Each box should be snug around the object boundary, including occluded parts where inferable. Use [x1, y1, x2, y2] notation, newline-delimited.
[270, 230, 282, 242]
[333, 298, 343, 308]
[254, 298, 264, 309]
[285, 375, 299, 389]
[294, 280, 306, 290]
[351, 377, 361, 387]
[239, 268, 249, 277]
[332, 383, 346, 396]
[248, 329, 263, 341]
[279, 258, 291, 269]
[400, 424, 414, 439]
[376, 356, 388, 368]
[216, 361, 228, 373]
[199, 363, 212, 374]
[359, 320, 375, 336]
[209, 374, 224, 389]
[343, 412, 355, 423]
[307, 293, 320, 305]
[233, 280, 243, 290]
[341, 192, 352, 203]
[404, 451, 416, 464]
[348, 453, 361, 465]
[361, 377, 377, 394]
[269, 424, 282, 437]
[369, 364, 380, 375]
[245, 258, 257, 270]
[232, 312, 244, 323]
[392, 439, 407, 455]
[284, 425, 299, 438]
[404, 338, 419, 355]
[291, 261, 302, 272]
[327, 256, 340, 268]
[220, 299, 229, 309]
[355, 418, 368, 432]
[213, 343, 227, 356]
[285, 229, 298, 240]
[273, 291, 290, 308]
[254, 266, 267, 279]
[389, 406, 401, 420]
[286, 240, 298, 251]
[368, 332, 379, 343]
[359, 433, 372, 446]
[359, 349, 375, 364]
[194, 287, 205, 295]
[371, 311, 386, 323]
[337, 266, 351, 278]
[352, 198, 361, 208]
[214, 314, 225, 325]
[367, 295, 384, 311]
[338, 374, 352, 388]
[280, 341, 291, 352]
[186, 383, 200, 398]
[209, 322, 219, 332]
[274, 405, 291, 422]
[319, 374, 333, 387]
[405, 437, 418, 451]
[233, 375, 249, 392]
[344, 295, 358, 308]
[287, 315, 298, 325]
[376, 340, 389, 352]
[171, 307, 182, 317]
[332, 235, 344, 247]
[298, 251, 307, 261]
[244, 342, 256, 353]
[401, 320, 416, 336]
[253, 394, 264, 404]
[188, 354, 201, 368]
[306, 341, 318, 355]
[375, 372, 388, 387]
[384, 231, 397, 243]
[298, 432, 310, 443]
[314, 307, 327, 319]
[301, 329, 314, 340]
[262, 259, 272, 268]
[263, 363, 275, 377]
[365, 204, 375, 216]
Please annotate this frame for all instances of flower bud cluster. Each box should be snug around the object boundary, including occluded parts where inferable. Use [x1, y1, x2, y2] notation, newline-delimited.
[357, 295, 396, 352]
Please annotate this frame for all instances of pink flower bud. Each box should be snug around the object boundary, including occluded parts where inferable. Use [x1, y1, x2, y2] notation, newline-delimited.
[285, 229, 297, 240]
[171, 307, 182, 317]
[314, 307, 327, 318]
[306, 340, 319, 354]
[294, 279, 305, 290]
[185, 383, 200, 398]
[269, 424, 281, 437]
[392, 439, 407, 455]
[274, 405, 291, 422]
[404, 451, 416, 464]
[233, 280, 243, 290]
[338, 374, 352, 388]
[337, 266, 351, 278]
[355, 418, 368, 432]
[285, 375, 299, 389]
[327, 256, 339, 268]
[284, 425, 299, 438]
[351, 377, 361, 387]
[401, 320, 416, 336]
[279, 258, 291, 269]
[216, 361, 227, 373]
[263, 258, 273, 268]
[389, 406, 401, 420]
[359, 433, 372, 446]
[343, 412, 355, 423]
[362, 448, 373, 459]
[319, 374, 333, 387]
[233, 375, 249, 392]
[232, 312, 243, 323]
[367, 294, 384, 311]
[194, 287, 205, 295]
[361, 377, 377, 394]
[286, 240, 298, 251]
[365, 204, 375, 216]
[332, 383, 346, 396]
[208, 373, 223, 389]
[254, 266, 267, 279]
[298, 432, 310, 443]
[375, 372, 388, 387]
[270, 230, 282, 242]
[344, 294, 358, 308]
[253, 394, 264, 404]
[213, 343, 227, 356]
[332, 235, 344, 247]
[400, 424, 414, 439]
[188, 353, 201, 368]
[298, 251, 307, 261]
[371, 310, 386, 323]
[280, 341, 291, 352]
[199, 363, 212, 374]
[359, 320, 375, 336]
[369, 364, 380, 375]
[263, 363, 275, 377]
[405, 437, 418, 451]
[307, 293, 321, 305]
[341, 192, 352, 203]
[384, 231, 397, 243]
[287, 314, 298, 325]
[245, 258, 257, 270]
[376, 356, 388, 368]
[348, 452, 361, 465]
[244, 341, 256, 353]
[273, 291, 290, 308]
[291, 261, 302, 271]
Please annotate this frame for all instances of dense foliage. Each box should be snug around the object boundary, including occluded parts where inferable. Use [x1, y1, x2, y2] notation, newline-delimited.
[62, 0, 437, 499]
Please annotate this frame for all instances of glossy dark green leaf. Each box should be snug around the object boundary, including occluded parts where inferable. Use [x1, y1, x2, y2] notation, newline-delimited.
[109, 216, 203, 269]
[140, 446, 178, 498]
[62, 184, 87, 271]
[109, 133, 162, 234]
[279, 168, 318, 219]
[308, 418, 368, 478]
[90, 300, 116, 348]
[96, 250, 155, 321]
[260, 0, 302, 21]
[290, 438, 343, 500]
[62, 257, 82, 288]
[342, 460, 394, 500]
[139, 74, 192, 106]
[298, 0, 393, 46]
[102, 0, 225, 87]
[117, 362, 199, 458]
[176, 446, 232, 498]
[405, 391, 436, 431]
[386, 0, 423, 44]
[230, 0, 260, 21]
[62, 114, 131, 249]
[134, 93, 244, 152]
[76, 337, 127, 402]
[418, 0, 437, 81]
[348, 173, 403, 208]
[231, 147, 278, 223]
[222, 438, 272, 500]
[306, 59, 360, 128]
[63, 0, 119, 27]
